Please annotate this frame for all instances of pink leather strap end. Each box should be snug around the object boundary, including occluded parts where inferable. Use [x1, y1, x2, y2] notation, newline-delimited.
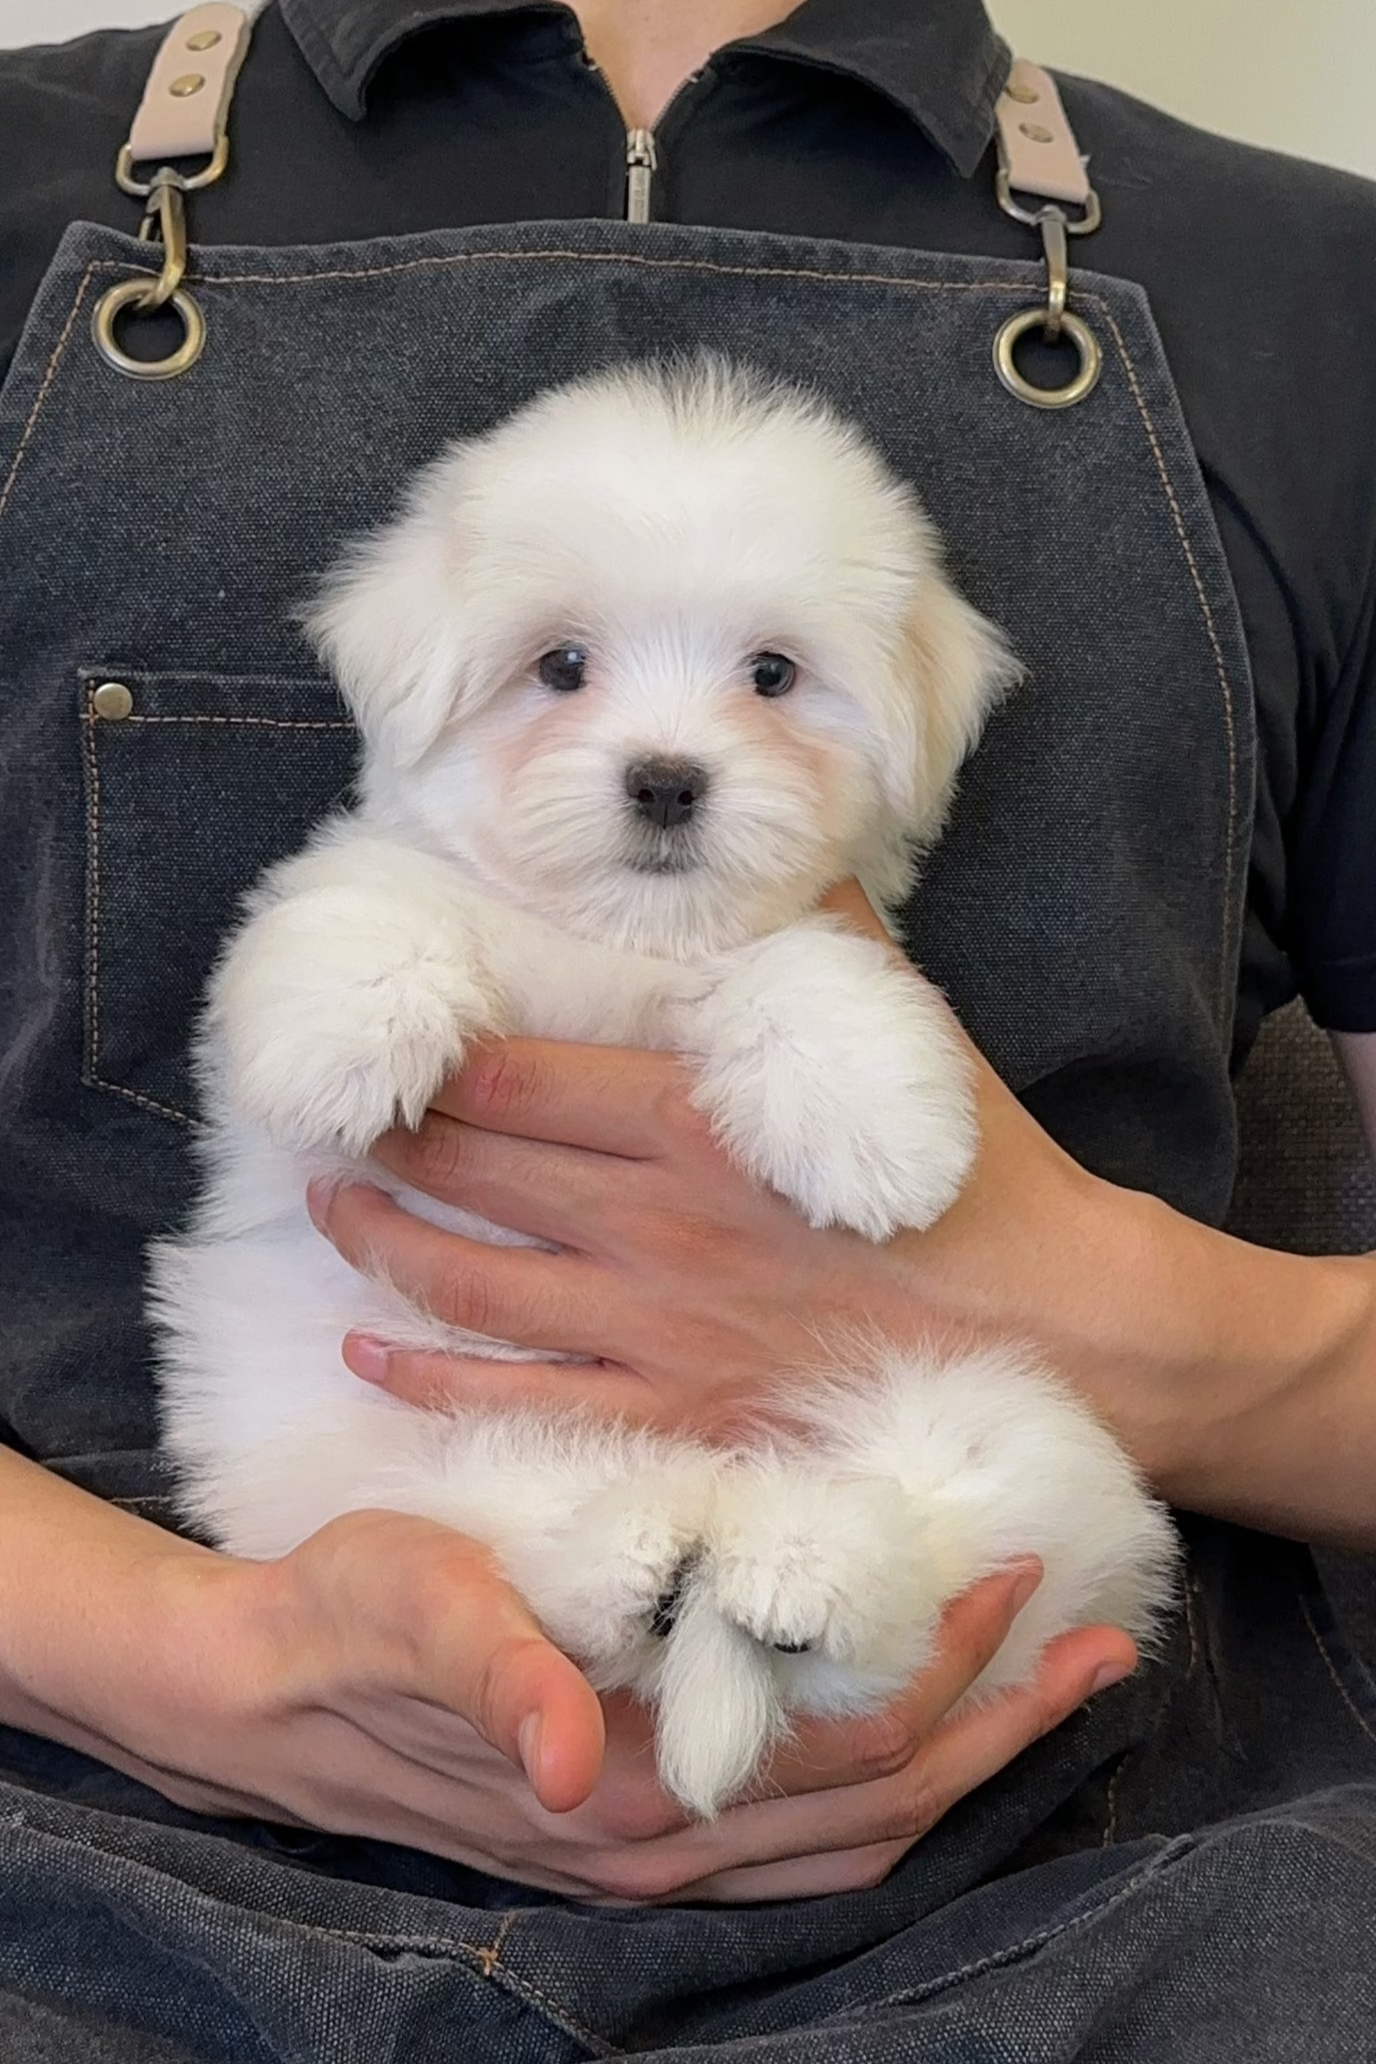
[126, 4, 252, 168]
[996, 59, 1092, 209]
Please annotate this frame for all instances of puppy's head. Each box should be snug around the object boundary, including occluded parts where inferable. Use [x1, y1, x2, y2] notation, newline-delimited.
[308, 361, 1017, 954]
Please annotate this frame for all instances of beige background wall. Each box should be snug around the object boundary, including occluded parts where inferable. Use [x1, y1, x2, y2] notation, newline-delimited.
[989, 0, 1376, 179]
[3, 0, 1374, 181]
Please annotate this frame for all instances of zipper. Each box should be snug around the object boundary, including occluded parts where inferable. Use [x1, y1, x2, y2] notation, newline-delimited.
[625, 126, 658, 223]
[578, 42, 706, 225]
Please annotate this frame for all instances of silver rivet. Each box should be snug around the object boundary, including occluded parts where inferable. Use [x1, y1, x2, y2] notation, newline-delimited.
[185, 28, 223, 51]
[1004, 81, 1039, 104]
[170, 73, 206, 97]
[92, 682, 134, 720]
[1019, 121, 1054, 144]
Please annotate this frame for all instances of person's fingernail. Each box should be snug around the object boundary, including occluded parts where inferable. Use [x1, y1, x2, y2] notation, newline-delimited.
[1089, 1662, 1132, 1695]
[518, 1713, 544, 1786]
[1009, 1567, 1042, 1617]
[305, 1181, 331, 1232]
[344, 1334, 391, 1385]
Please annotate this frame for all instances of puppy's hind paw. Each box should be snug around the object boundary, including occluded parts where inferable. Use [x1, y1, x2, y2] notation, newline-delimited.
[705, 1463, 924, 1667]
[521, 1461, 717, 1684]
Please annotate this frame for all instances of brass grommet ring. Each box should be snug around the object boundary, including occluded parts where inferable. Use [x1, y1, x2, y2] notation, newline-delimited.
[993, 306, 1102, 410]
[92, 278, 206, 381]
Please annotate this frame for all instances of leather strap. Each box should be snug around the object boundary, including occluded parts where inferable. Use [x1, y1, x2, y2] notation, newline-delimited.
[126, 4, 252, 168]
[995, 59, 1092, 209]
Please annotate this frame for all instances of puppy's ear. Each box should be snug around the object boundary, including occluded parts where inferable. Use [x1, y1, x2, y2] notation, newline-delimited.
[304, 446, 479, 770]
[892, 571, 1020, 843]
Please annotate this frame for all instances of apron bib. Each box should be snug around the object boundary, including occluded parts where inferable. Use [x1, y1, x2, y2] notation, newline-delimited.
[1, 33, 1373, 2049]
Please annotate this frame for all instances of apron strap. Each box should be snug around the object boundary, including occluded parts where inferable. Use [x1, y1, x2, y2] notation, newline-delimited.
[121, 4, 254, 192]
[995, 60, 1095, 215]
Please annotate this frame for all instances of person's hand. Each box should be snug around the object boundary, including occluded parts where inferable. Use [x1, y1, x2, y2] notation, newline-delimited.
[556, 1568, 1133, 1904]
[3, 1461, 605, 1870]
[306, 882, 1117, 1440]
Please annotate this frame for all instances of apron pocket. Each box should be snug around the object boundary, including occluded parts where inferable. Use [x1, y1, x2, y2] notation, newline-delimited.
[78, 668, 358, 1126]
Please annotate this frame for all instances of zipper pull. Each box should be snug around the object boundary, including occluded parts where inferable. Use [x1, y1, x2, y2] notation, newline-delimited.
[625, 127, 657, 223]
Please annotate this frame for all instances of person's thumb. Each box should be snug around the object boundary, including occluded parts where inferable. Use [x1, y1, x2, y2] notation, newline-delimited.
[292, 1510, 607, 1813]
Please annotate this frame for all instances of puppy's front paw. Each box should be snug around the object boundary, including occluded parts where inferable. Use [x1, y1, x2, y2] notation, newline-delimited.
[211, 904, 506, 1155]
[682, 923, 977, 1238]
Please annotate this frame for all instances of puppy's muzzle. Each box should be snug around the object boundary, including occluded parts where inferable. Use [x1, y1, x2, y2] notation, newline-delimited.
[624, 758, 710, 830]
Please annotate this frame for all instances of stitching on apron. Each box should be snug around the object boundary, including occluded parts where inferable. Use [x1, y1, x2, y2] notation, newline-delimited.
[1101, 1748, 1130, 1847]
[870, 1838, 1193, 2011]
[182, 253, 1097, 294]
[92, 1079, 194, 1125]
[79, 686, 104, 1092]
[470, 1909, 518, 1978]
[456, 1948, 615, 2057]
[1102, 1570, 1202, 1848]
[1092, 307, 1239, 1031]
[113, 714, 354, 729]
[246, 1914, 611, 2054]
[0, 263, 98, 530]
[255, 1922, 483, 1952]
[1183, 1569, 1202, 1679]
[455, 1909, 618, 2055]
[1297, 1590, 1376, 1748]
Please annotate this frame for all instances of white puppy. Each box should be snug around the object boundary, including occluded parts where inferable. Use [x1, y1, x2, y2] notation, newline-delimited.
[151, 362, 1177, 1818]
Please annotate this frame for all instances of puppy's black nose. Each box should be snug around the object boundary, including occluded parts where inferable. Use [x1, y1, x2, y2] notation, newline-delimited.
[625, 758, 709, 830]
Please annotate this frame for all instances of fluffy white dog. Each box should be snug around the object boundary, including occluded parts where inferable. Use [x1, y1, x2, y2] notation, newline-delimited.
[151, 362, 1177, 1818]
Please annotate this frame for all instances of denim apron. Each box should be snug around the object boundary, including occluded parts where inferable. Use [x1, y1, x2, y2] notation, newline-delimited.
[2, 53, 1376, 2064]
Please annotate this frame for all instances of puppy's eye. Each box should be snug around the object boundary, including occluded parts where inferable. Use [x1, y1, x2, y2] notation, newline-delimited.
[537, 645, 589, 693]
[750, 651, 796, 698]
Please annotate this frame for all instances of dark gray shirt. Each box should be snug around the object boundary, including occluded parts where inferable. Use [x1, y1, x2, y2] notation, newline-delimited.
[2, 0, 1374, 1049]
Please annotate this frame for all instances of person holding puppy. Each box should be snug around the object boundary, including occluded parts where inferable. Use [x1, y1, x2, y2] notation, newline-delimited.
[0, 0, 1374, 2058]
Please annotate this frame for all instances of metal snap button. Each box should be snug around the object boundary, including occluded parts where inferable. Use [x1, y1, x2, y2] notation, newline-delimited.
[92, 682, 135, 720]
[185, 29, 222, 50]
[1004, 81, 1039, 104]
[170, 73, 206, 96]
[1018, 122, 1054, 144]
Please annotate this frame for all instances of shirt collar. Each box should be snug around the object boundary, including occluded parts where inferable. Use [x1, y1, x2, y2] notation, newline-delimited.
[277, 0, 1011, 178]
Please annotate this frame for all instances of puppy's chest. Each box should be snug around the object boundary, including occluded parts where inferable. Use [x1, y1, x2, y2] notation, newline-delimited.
[501, 938, 707, 1055]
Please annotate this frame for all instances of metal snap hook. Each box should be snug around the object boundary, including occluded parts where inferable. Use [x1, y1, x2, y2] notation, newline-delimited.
[133, 171, 190, 311]
[92, 277, 207, 381]
[94, 167, 205, 379]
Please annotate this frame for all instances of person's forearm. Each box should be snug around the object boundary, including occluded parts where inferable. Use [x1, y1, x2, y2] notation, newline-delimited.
[1042, 1179, 1376, 1548]
[0, 1446, 219, 1752]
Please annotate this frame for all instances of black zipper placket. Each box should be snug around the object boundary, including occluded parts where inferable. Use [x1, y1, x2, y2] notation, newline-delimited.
[576, 44, 713, 223]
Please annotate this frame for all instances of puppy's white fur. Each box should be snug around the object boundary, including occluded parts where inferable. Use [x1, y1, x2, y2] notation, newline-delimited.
[151, 362, 1177, 1818]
